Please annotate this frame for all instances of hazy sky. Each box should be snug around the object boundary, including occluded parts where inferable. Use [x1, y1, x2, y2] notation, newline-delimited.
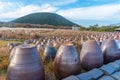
[0, 0, 120, 26]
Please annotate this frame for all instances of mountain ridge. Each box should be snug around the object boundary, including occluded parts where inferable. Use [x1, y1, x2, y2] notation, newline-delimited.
[10, 12, 79, 27]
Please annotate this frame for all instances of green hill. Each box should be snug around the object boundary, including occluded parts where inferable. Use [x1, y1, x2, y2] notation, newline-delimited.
[11, 12, 78, 26]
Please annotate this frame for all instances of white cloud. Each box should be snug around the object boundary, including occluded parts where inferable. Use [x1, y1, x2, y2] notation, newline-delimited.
[57, 4, 120, 21]
[0, 2, 58, 21]
[0, 1, 23, 14]
[38, 0, 78, 6]
[52, 0, 78, 6]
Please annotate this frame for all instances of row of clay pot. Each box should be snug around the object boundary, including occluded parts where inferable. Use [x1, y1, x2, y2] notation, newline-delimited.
[6, 39, 120, 80]
[54, 39, 120, 79]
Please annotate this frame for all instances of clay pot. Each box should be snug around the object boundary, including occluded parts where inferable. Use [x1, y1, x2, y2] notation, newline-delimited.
[36, 40, 40, 45]
[7, 43, 14, 48]
[46, 40, 53, 46]
[33, 39, 37, 44]
[44, 46, 56, 61]
[7, 44, 45, 80]
[80, 40, 103, 70]
[54, 43, 81, 79]
[37, 43, 44, 52]
[53, 41, 58, 47]
[7, 43, 15, 53]
[101, 39, 120, 64]
[24, 40, 30, 44]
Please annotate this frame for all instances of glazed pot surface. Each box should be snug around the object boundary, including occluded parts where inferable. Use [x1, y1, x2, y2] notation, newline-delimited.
[101, 39, 120, 64]
[44, 46, 56, 61]
[54, 44, 81, 79]
[80, 40, 103, 70]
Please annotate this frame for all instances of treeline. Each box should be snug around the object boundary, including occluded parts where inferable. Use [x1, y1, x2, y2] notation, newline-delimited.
[79, 24, 120, 32]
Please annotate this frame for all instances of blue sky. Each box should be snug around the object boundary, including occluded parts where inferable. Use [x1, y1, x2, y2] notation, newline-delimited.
[0, 0, 120, 27]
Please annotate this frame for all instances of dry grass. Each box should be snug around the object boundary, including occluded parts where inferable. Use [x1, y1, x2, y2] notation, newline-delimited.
[0, 41, 9, 80]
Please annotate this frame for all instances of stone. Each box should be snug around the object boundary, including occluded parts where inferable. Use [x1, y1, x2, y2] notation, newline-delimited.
[87, 68, 104, 79]
[100, 64, 116, 75]
[98, 76, 115, 80]
[76, 73, 93, 80]
[62, 75, 79, 80]
[111, 71, 120, 80]
[107, 62, 120, 72]
[114, 60, 120, 66]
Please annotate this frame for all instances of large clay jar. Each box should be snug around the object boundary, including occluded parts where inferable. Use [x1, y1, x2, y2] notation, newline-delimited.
[7, 44, 45, 80]
[101, 39, 120, 64]
[54, 43, 81, 79]
[44, 46, 56, 61]
[80, 40, 103, 70]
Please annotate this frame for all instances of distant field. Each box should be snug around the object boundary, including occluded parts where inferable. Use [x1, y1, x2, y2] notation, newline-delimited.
[0, 27, 55, 30]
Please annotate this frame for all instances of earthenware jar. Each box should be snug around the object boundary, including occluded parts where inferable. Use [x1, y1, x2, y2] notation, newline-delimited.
[44, 46, 56, 61]
[7, 44, 45, 80]
[54, 43, 81, 79]
[101, 39, 120, 64]
[80, 40, 103, 70]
